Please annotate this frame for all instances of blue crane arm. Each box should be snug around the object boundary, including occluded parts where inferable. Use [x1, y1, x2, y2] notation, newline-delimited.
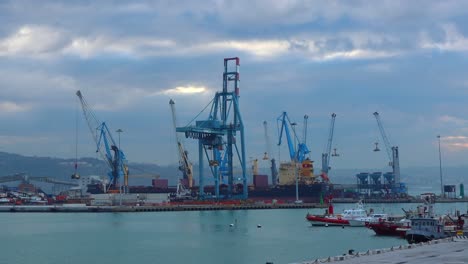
[277, 112, 297, 161]
[296, 143, 310, 163]
[96, 123, 114, 168]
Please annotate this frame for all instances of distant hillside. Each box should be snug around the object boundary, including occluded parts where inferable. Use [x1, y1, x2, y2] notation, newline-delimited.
[0, 152, 465, 195]
[0, 151, 179, 186]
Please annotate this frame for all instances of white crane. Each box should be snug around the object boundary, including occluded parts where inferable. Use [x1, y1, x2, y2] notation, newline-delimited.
[169, 99, 194, 188]
[321, 113, 336, 183]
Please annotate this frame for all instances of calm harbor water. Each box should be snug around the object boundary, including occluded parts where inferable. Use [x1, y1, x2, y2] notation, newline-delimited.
[1, 202, 467, 264]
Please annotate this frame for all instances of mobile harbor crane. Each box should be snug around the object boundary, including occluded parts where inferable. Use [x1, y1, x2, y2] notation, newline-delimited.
[277, 112, 310, 164]
[320, 113, 337, 183]
[76, 90, 129, 193]
[169, 99, 193, 188]
[373, 112, 406, 195]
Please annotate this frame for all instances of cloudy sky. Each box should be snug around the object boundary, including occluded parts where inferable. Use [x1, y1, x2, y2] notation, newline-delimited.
[1, 0, 468, 171]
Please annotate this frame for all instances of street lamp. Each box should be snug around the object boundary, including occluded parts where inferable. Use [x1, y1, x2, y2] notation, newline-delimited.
[116, 129, 123, 149]
[437, 135, 444, 198]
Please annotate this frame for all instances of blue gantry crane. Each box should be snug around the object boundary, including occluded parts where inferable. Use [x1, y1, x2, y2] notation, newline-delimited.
[277, 112, 310, 163]
[76, 90, 129, 193]
[176, 57, 247, 199]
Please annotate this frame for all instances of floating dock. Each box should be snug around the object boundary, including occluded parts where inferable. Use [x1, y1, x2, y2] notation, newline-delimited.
[291, 236, 468, 264]
[0, 202, 325, 213]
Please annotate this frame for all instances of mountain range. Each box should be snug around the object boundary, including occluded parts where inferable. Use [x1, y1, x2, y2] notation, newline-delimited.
[0, 151, 465, 195]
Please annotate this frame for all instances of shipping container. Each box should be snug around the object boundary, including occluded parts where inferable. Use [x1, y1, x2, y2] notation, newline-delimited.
[152, 179, 169, 189]
[253, 174, 268, 188]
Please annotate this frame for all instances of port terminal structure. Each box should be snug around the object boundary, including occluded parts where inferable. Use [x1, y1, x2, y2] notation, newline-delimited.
[355, 112, 407, 198]
[176, 57, 248, 200]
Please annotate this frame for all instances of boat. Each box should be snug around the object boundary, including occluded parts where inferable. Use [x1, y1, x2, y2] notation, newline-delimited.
[306, 201, 367, 226]
[367, 217, 411, 237]
[404, 193, 450, 243]
[348, 213, 388, 227]
[405, 217, 448, 243]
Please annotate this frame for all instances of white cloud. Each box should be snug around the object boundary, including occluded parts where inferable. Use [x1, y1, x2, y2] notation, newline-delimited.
[0, 24, 403, 62]
[420, 24, 468, 52]
[63, 37, 176, 58]
[443, 136, 468, 140]
[315, 49, 398, 61]
[438, 115, 468, 126]
[161, 86, 207, 95]
[0, 101, 31, 113]
[443, 137, 468, 151]
[201, 40, 290, 58]
[0, 25, 66, 57]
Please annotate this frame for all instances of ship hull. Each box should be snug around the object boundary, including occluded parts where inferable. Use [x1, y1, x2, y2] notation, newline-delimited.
[306, 214, 350, 226]
[248, 183, 330, 203]
[367, 222, 408, 237]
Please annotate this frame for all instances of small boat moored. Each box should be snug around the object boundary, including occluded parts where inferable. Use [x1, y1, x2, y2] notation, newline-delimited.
[306, 201, 368, 227]
[405, 193, 448, 243]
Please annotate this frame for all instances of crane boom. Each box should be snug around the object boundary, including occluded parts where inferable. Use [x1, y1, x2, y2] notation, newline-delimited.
[373, 112, 392, 161]
[263, 121, 270, 160]
[277, 112, 296, 161]
[277, 112, 310, 163]
[169, 99, 193, 188]
[76, 90, 129, 192]
[303, 115, 309, 146]
[321, 113, 336, 182]
[373, 112, 400, 184]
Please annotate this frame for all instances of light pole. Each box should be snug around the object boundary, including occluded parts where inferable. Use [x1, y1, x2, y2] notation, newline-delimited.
[291, 122, 299, 202]
[116, 129, 123, 149]
[437, 135, 444, 198]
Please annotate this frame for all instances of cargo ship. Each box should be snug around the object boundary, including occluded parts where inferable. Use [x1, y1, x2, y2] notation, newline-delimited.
[83, 158, 332, 202]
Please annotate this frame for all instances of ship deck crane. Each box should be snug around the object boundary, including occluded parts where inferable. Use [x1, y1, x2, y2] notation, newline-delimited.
[277, 112, 310, 163]
[373, 112, 400, 185]
[169, 99, 194, 188]
[76, 90, 129, 193]
[321, 113, 337, 183]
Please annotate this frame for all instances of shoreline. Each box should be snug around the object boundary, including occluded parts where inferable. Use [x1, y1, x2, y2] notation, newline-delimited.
[0, 203, 326, 213]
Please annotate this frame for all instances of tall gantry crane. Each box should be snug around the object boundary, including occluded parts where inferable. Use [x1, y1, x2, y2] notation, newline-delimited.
[177, 57, 247, 199]
[76, 90, 129, 193]
[169, 99, 193, 188]
[373, 112, 400, 185]
[277, 112, 310, 163]
[321, 113, 337, 183]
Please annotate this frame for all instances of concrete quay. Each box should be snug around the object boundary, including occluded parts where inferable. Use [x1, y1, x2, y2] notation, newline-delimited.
[292, 236, 468, 264]
[333, 197, 468, 203]
[0, 202, 325, 213]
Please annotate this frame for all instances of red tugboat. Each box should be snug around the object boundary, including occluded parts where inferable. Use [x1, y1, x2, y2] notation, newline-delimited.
[306, 200, 367, 226]
[366, 218, 411, 237]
